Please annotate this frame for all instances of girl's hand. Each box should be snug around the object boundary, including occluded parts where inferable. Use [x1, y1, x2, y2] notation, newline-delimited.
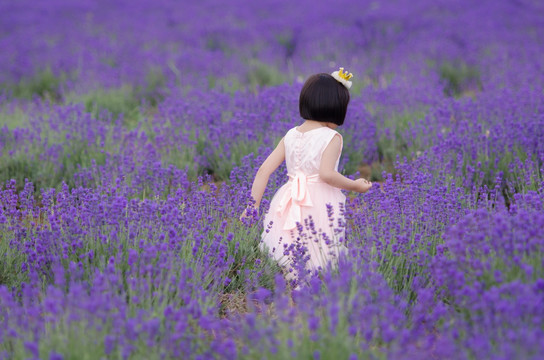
[239, 207, 250, 221]
[354, 178, 372, 193]
[240, 205, 258, 224]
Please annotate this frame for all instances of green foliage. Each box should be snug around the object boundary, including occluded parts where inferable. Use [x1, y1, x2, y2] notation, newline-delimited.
[208, 75, 244, 95]
[381, 110, 425, 159]
[458, 145, 543, 203]
[0, 153, 62, 193]
[205, 33, 230, 53]
[163, 126, 269, 182]
[56, 142, 108, 187]
[341, 145, 366, 177]
[247, 60, 288, 90]
[222, 224, 282, 295]
[206, 139, 265, 181]
[350, 73, 393, 96]
[65, 69, 165, 127]
[208, 62, 287, 94]
[0, 137, 109, 194]
[276, 31, 296, 59]
[0, 106, 28, 129]
[439, 62, 481, 97]
[65, 86, 143, 126]
[136, 68, 167, 107]
[350, 207, 442, 296]
[0, 155, 39, 192]
[161, 129, 208, 181]
[343, 109, 426, 181]
[1, 68, 65, 101]
[477, 251, 543, 290]
[376, 237, 437, 295]
[0, 228, 27, 288]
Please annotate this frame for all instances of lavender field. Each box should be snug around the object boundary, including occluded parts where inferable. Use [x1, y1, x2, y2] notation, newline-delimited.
[1, 0, 543, 359]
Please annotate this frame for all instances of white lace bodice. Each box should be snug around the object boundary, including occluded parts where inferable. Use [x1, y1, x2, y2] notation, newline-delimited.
[284, 126, 342, 176]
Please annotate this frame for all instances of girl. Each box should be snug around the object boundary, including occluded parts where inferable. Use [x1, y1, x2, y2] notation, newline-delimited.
[244, 68, 372, 283]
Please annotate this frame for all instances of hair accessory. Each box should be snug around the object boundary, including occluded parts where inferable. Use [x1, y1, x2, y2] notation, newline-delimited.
[331, 67, 353, 89]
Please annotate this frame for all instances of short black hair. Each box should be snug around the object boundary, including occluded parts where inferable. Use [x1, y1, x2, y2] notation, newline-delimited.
[299, 73, 350, 126]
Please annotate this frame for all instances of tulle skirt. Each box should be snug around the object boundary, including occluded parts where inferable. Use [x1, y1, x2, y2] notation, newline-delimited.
[260, 181, 347, 280]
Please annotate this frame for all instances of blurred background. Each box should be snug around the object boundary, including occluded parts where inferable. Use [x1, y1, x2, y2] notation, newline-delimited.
[1, 1, 544, 359]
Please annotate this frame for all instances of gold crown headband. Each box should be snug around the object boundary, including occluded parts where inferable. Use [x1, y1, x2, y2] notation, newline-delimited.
[331, 67, 353, 89]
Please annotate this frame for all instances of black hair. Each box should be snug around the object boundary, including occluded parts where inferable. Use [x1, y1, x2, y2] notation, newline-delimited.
[299, 73, 350, 126]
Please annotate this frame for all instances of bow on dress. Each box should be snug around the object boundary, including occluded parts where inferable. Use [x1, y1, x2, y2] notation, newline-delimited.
[276, 172, 321, 230]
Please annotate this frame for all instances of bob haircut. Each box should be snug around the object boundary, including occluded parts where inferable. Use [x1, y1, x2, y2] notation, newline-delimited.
[299, 73, 350, 126]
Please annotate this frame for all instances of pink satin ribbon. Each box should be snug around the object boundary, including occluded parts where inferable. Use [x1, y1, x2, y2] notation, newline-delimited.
[276, 172, 322, 230]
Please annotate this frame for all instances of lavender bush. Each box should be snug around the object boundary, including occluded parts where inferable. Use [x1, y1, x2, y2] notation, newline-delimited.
[1, 0, 543, 359]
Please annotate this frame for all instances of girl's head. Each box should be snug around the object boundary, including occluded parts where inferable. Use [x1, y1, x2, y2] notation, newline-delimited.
[299, 73, 350, 126]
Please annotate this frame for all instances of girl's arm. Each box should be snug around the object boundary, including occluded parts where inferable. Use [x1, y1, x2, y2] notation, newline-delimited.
[319, 134, 371, 193]
[250, 137, 286, 209]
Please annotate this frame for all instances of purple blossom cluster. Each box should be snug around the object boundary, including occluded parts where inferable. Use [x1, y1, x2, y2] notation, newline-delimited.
[1, 0, 543, 94]
[1, 0, 544, 359]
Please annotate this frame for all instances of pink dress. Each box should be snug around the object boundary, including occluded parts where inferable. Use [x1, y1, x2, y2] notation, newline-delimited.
[260, 126, 347, 280]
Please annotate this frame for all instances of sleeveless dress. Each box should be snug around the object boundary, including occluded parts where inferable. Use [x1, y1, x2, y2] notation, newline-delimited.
[260, 126, 347, 280]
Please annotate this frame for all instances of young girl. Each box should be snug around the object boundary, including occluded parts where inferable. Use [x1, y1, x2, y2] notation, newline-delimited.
[244, 68, 372, 283]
